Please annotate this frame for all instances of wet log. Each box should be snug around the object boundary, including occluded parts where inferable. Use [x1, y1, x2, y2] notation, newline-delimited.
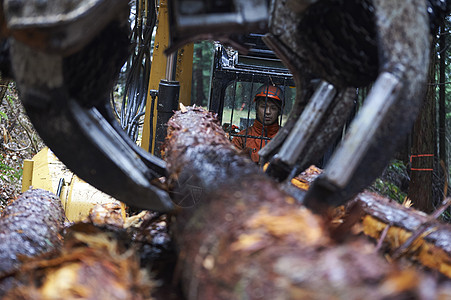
[1, 206, 161, 299]
[163, 107, 451, 299]
[354, 192, 451, 277]
[293, 166, 451, 278]
[0, 188, 65, 296]
[2, 223, 154, 300]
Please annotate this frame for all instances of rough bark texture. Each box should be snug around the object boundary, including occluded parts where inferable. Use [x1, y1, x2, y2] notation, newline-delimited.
[2, 223, 155, 300]
[163, 107, 451, 300]
[353, 192, 451, 277]
[295, 166, 451, 279]
[439, 27, 447, 167]
[408, 45, 437, 213]
[0, 188, 65, 296]
[0, 203, 165, 299]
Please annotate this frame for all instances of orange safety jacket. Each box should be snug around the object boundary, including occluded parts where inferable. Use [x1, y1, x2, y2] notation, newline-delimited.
[232, 120, 279, 163]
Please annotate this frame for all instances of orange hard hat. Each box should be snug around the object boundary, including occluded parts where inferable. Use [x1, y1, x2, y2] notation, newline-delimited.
[254, 85, 284, 103]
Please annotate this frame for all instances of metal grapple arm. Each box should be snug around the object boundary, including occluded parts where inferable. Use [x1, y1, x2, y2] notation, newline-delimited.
[1, 0, 174, 212]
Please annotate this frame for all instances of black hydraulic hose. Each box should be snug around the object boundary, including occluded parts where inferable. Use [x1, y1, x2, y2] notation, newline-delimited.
[112, 0, 157, 143]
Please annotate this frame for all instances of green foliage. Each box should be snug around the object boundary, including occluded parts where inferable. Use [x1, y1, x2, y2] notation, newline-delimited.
[442, 210, 451, 222]
[0, 110, 7, 122]
[0, 155, 22, 183]
[7, 94, 13, 104]
[370, 160, 408, 204]
[191, 41, 215, 106]
[0, 93, 9, 122]
[387, 160, 408, 174]
[371, 178, 407, 204]
[0, 92, 14, 123]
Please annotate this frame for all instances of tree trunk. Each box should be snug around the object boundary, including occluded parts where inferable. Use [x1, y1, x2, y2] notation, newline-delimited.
[439, 27, 447, 167]
[163, 107, 450, 299]
[438, 26, 448, 204]
[408, 44, 437, 213]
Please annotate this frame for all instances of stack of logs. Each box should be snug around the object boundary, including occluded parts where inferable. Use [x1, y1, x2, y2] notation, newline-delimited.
[0, 106, 450, 299]
[163, 107, 451, 299]
[0, 190, 157, 299]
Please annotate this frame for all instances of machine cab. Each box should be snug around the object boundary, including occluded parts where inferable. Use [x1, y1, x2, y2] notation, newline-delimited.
[207, 34, 296, 161]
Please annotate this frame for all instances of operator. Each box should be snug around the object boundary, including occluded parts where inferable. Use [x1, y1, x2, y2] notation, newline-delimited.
[232, 84, 283, 163]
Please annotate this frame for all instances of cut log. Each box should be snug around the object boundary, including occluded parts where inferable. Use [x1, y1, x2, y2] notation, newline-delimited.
[2, 223, 155, 300]
[0, 188, 65, 296]
[163, 107, 451, 299]
[293, 166, 451, 278]
[354, 192, 451, 277]
[0, 204, 165, 299]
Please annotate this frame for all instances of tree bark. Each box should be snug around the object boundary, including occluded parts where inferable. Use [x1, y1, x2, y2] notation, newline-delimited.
[163, 107, 451, 299]
[352, 192, 451, 277]
[2, 222, 155, 300]
[408, 43, 437, 213]
[439, 27, 447, 167]
[0, 188, 65, 297]
[294, 165, 451, 278]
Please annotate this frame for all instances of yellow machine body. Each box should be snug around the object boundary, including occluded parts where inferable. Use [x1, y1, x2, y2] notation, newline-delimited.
[21, 147, 123, 222]
[141, 0, 193, 153]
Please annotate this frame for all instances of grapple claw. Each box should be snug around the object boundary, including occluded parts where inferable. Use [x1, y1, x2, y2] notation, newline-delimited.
[17, 83, 173, 212]
[265, 81, 336, 181]
[16, 79, 173, 211]
[263, 0, 433, 213]
[4, 2, 174, 212]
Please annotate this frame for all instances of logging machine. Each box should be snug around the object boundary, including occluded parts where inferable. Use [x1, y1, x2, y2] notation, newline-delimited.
[0, 0, 449, 215]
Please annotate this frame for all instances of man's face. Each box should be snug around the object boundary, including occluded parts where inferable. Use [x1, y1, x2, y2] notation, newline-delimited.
[256, 98, 280, 126]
